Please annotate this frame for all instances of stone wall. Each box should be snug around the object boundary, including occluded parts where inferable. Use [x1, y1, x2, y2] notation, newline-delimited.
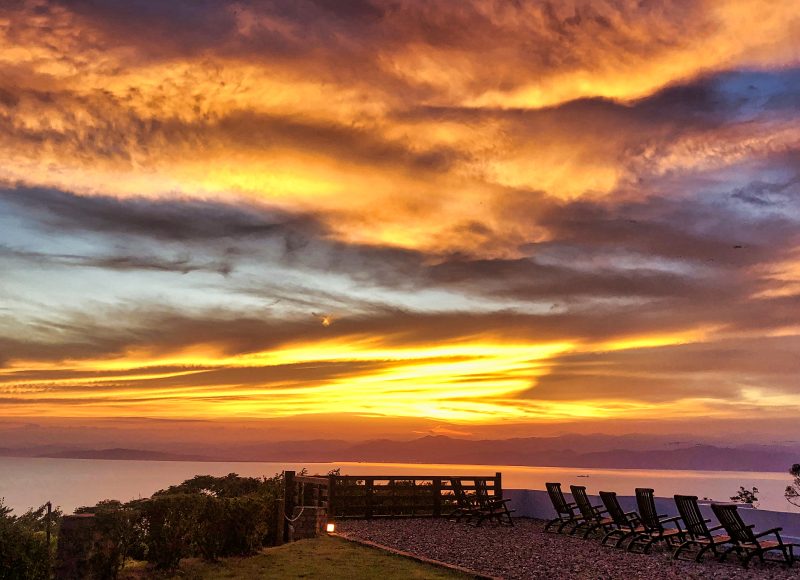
[54, 514, 117, 580]
[289, 506, 328, 540]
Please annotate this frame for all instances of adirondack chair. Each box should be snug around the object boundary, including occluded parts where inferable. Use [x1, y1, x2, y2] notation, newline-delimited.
[672, 495, 733, 561]
[599, 491, 642, 548]
[474, 480, 515, 526]
[625, 488, 685, 553]
[711, 503, 796, 568]
[544, 482, 579, 533]
[569, 485, 614, 539]
[449, 478, 481, 523]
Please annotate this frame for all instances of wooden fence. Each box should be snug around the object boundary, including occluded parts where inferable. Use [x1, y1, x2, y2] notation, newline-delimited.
[284, 471, 503, 522]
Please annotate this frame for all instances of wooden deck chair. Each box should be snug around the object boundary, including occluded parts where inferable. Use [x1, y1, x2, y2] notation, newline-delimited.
[599, 491, 642, 548]
[672, 495, 733, 561]
[544, 482, 579, 533]
[711, 503, 796, 568]
[626, 488, 685, 553]
[570, 485, 614, 539]
[474, 480, 515, 526]
[448, 478, 481, 523]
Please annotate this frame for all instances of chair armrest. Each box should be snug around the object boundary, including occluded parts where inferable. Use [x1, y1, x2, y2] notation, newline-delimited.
[753, 527, 782, 540]
[708, 524, 725, 532]
[566, 502, 577, 508]
[658, 515, 681, 523]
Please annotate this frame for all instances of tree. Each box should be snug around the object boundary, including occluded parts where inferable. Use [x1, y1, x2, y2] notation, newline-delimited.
[0, 498, 60, 580]
[785, 463, 800, 508]
[730, 486, 759, 508]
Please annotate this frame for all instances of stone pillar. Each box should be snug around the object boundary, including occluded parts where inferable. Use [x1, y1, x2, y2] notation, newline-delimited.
[54, 514, 97, 580]
[290, 506, 328, 540]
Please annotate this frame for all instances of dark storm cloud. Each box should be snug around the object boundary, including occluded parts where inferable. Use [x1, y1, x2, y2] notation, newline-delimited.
[6, 181, 796, 313]
[0, 186, 322, 242]
[0, 245, 235, 275]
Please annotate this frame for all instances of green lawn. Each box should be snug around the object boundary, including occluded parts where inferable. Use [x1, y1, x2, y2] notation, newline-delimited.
[121, 535, 470, 579]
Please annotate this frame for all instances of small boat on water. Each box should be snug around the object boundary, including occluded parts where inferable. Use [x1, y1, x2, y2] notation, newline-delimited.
[576, 474, 590, 478]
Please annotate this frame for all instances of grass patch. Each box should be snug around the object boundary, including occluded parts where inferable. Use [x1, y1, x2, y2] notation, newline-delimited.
[120, 535, 470, 579]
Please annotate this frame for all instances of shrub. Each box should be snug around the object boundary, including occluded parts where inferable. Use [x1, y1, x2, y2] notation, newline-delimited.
[730, 486, 759, 507]
[786, 463, 800, 507]
[75, 500, 142, 578]
[138, 494, 200, 570]
[60, 472, 285, 571]
[0, 499, 59, 580]
[194, 495, 270, 561]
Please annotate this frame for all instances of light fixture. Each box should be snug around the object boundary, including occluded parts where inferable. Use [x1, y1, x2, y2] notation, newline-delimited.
[326, 522, 335, 533]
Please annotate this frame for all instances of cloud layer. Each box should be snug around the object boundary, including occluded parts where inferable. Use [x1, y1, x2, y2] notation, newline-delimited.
[1, 0, 799, 433]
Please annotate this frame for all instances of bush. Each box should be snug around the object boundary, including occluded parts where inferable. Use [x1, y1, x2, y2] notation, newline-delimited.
[75, 500, 142, 578]
[195, 495, 271, 561]
[65, 472, 285, 571]
[0, 499, 59, 580]
[786, 463, 800, 507]
[138, 494, 200, 570]
[730, 486, 759, 507]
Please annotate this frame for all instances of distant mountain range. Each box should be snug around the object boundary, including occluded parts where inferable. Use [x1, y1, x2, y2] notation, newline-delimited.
[0, 447, 204, 461]
[1, 435, 797, 472]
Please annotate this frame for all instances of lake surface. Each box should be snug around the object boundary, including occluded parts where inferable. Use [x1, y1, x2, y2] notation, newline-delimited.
[0, 456, 797, 514]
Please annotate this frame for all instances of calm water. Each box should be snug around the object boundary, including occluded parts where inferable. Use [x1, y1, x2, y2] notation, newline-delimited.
[0, 457, 797, 514]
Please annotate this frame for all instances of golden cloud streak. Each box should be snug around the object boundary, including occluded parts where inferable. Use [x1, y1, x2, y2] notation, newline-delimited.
[0, 331, 748, 422]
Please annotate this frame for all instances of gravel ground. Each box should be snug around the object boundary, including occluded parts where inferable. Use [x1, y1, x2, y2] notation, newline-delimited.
[337, 518, 798, 579]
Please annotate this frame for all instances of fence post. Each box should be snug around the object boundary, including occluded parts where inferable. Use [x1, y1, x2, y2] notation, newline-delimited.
[284, 471, 295, 543]
[495, 472, 503, 500]
[366, 478, 374, 519]
[328, 475, 336, 519]
[432, 478, 441, 517]
[273, 498, 285, 546]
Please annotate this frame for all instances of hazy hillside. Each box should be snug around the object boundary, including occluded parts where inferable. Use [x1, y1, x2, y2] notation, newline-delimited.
[4, 434, 797, 472]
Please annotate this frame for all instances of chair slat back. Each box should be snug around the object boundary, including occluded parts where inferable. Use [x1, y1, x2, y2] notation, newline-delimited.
[570, 485, 596, 520]
[545, 482, 572, 516]
[674, 495, 709, 538]
[635, 488, 660, 529]
[475, 480, 488, 500]
[599, 491, 629, 527]
[711, 504, 756, 544]
[450, 479, 472, 508]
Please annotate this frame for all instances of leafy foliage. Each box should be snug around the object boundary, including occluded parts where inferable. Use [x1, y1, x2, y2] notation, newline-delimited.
[786, 463, 800, 508]
[136, 494, 200, 570]
[70, 472, 283, 571]
[0, 499, 60, 580]
[730, 485, 759, 507]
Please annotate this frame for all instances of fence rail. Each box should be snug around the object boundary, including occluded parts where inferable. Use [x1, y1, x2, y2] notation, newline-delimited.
[283, 471, 502, 527]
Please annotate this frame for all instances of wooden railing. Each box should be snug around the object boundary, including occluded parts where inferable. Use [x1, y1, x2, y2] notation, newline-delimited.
[284, 471, 503, 520]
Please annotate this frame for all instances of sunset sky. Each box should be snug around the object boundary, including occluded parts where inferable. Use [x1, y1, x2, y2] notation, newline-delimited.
[1, 0, 800, 443]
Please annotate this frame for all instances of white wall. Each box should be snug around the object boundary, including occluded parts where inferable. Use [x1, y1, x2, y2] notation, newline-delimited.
[505, 488, 800, 542]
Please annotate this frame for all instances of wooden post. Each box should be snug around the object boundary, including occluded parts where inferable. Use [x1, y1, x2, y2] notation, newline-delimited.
[495, 472, 503, 500]
[45, 501, 52, 568]
[328, 475, 336, 520]
[45, 501, 53, 559]
[432, 478, 441, 517]
[284, 471, 295, 543]
[273, 498, 285, 546]
[365, 478, 374, 519]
